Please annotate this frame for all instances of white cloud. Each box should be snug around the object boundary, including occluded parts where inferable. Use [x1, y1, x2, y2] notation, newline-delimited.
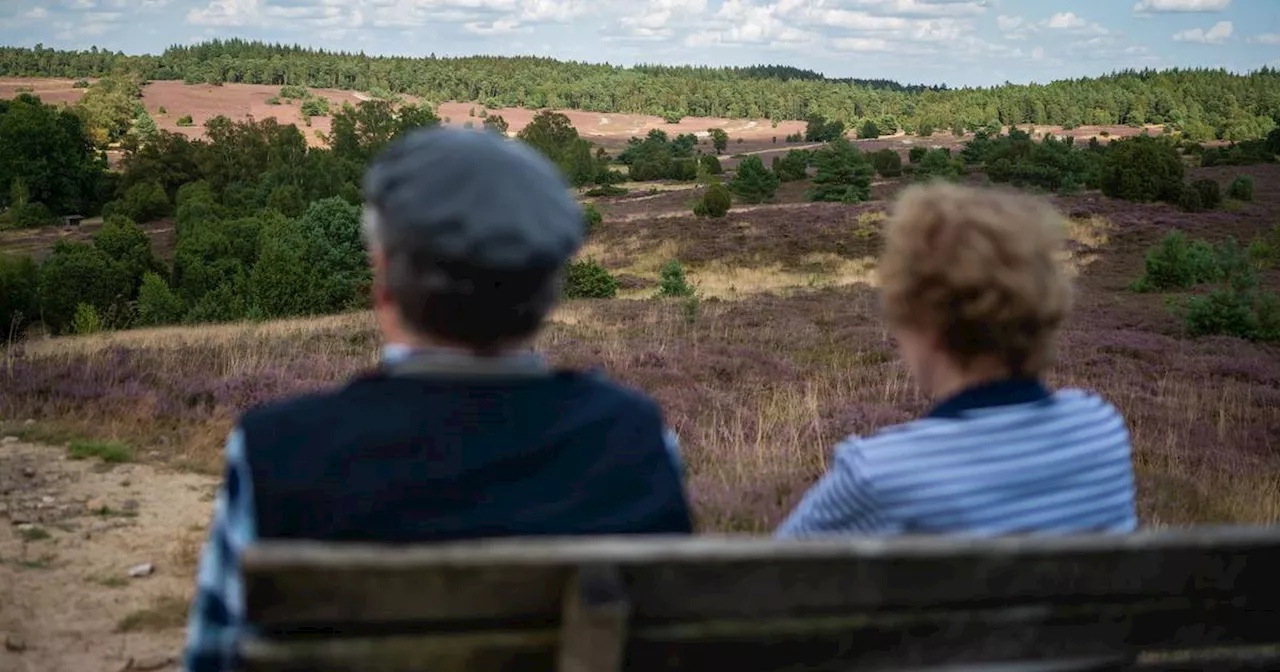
[23, 7, 49, 19]
[1247, 34, 1280, 45]
[844, 0, 990, 16]
[464, 18, 529, 34]
[996, 15, 1023, 31]
[1134, 0, 1230, 13]
[1045, 12, 1086, 29]
[1031, 46, 1044, 60]
[830, 37, 893, 52]
[1173, 20, 1233, 43]
[187, 0, 259, 27]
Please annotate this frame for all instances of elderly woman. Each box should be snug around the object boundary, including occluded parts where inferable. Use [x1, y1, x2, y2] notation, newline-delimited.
[778, 183, 1137, 537]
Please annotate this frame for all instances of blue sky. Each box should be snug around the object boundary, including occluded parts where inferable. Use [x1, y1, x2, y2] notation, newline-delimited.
[1, 0, 1277, 87]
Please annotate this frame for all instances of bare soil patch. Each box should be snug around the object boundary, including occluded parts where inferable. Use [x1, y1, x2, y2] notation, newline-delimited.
[0, 78, 91, 107]
[0, 439, 217, 672]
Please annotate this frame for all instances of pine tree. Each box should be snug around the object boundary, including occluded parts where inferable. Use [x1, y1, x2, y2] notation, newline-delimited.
[728, 156, 779, 203]
[807, 138, 873, 203]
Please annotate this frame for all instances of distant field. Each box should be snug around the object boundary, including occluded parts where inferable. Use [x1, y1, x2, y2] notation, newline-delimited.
[1, 77, 1172, 154]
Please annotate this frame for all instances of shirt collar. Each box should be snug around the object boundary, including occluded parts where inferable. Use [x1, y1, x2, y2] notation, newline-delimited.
[925, 378, 1051, 419]
[380, 343, 549, 378]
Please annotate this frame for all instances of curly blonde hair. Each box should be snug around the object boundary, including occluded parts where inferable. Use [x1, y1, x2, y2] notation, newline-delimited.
[878, 183, 1073, 377]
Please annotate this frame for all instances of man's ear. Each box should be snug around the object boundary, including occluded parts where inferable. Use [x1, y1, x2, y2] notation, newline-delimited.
[369, 247, 391, 307]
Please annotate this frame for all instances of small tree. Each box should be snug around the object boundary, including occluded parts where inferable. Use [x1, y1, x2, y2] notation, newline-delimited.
[176, 115, 194, 127]
[808, 138, 874, 203]
[483, 114, 509, 135]
[774, 149, 811, 182]
[563, 259, 619, 298]
[656, 260, 694, 298]
[301, 97, 330, 117]
[693, 183, 732, 218]
[908, 146, 927, 164]
[858, 120, 881, 139]
[871, 149, 903, 177]
[71, 303, 103, 335]
[1191, 179, 1222, 210]
[583, 203, 603, 235]
[266, 96, 281, 105]
[1100, 135, 1184, 203]
[1228, 175, 1254, 201]
[708, 128, 729, 154]
[135, 271, 185, 326]
[728, 156, 780, 203]
[699, 154, 723, 175]
[1131, 230, 1220, 292]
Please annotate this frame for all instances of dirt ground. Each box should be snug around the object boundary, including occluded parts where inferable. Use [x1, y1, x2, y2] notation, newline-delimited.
[0, 439, 217, 672]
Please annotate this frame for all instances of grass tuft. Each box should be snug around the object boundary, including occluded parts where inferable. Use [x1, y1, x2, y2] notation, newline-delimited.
[67, 439, 133, 463]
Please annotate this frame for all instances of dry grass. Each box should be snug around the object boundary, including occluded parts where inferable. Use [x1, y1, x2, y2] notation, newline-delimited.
[115, 595, 190, 633]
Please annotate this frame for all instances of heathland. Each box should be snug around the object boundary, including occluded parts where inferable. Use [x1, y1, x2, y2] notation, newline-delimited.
[0, 41, 1279, 670]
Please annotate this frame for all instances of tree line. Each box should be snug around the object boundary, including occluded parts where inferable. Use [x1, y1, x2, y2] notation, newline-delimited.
[2, 40, 1278, 141]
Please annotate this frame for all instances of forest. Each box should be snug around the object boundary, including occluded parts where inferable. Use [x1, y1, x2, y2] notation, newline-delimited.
[1, 40, 1279, 141]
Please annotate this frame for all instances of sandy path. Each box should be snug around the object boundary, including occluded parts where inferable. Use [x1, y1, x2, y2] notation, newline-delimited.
[0, 441, 218, 672]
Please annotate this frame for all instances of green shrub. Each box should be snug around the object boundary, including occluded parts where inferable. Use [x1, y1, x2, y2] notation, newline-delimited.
[9, 202, 57, 228]
[176, 115, 194, 127]
[699, 154, 723, 175]
[563, 259, 619, 299]
[1191, 179, 1222, 210]
[657, 260, 695, 298]
[266, 96, 281, 105]
[773, 149, 811, 182]
[857, 120, 880, 139]
[871, 149, 903, 177]
[38, 242, 131, 334]
[693, 183, 731, 217]
[300, 97, 330, 117]
[72, 302, 103, 335]
[74, 80, 91, 89]
[157, 105, 166, 115]
[908, 146, 927, 164]
[1177, 185, 1205, 213]
[583, 203, 603, 235]
[110, 181, 171, 223]
[728, 156, 779, 203]
[1227, 175, 1254, 201]
[135, 271, 186, 326]
[68, 439, 132, 463]
[584, 185, 627, 197]
[93, 216, 164, 295]
[1180, 237, 1280, 341]
[0, 255, 39, 339]
[1131, 230, 1219, 292]
[1100, 135, 1183, 203]
[279, 84, 308, 100]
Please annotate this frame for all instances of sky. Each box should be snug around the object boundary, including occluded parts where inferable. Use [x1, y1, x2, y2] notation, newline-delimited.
[1, 0, 1278, 87]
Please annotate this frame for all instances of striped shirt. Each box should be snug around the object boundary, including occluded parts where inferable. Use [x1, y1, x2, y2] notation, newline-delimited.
[182, 345, 685, 672]
[776, 379, 1137, 537]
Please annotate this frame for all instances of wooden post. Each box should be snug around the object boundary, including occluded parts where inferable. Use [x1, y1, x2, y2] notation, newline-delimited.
[557, 564, 630, 672]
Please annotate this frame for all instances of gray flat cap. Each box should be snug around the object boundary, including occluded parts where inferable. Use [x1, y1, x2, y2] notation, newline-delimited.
[362, 127, 584, 272]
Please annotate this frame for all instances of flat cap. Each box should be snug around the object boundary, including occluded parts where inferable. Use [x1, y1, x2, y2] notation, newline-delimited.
[362, 126, 584, 272]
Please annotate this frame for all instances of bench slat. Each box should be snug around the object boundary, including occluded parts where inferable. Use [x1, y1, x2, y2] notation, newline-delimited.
[239, 599, 1280, 672]
[242, 530, 1280, 627]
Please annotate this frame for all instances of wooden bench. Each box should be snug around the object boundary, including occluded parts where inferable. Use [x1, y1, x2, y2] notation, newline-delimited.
[239, 527, 1280, 671]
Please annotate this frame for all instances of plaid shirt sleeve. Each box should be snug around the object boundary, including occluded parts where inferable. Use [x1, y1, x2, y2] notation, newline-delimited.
[183, 428, 257, 672]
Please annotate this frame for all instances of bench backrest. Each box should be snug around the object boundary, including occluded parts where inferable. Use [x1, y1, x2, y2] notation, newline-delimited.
[239, 527, 1280, 672]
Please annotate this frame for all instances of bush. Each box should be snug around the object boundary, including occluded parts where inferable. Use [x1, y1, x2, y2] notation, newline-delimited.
[38, 242, 131, 334]
[908, 146, 927, 164]
[857, 120, 880, 139]
[916, 123, 934, 137]
[1191, 179, 1222, 210]
[1177, 185, 1205, 213]
[157, 105, 166, 114]
[1131, 230, 1219, 291]
[584, 185, 628, 197]
[301, 97, 330, 117]
[1100, 135, 1183, 203]
[176, 115, 194, 127]
[9, 202, 57, 228]
[1180, 238, 1280, 341]
[871, 149, 903, 177]
[135, 271, 186, 326]
[563, 259, 619, 299]
[71, 303, 103, 335]
[699, 154, 723, 175]
[111, 181, 171, 223]
[657, 260, 694, 298]
[266, 96, 281, 105]
[693, 183, 731, 217]
[808, 138, 874, 202]
[583, 203, 603, 235]
[93, 215, 164, 295]
[279, 85, 308, 100]
[728, 156, 779, 203]
[73, 80, 91, 89]
[1227, 175, 1254, 201]
[915, 148, 963, 182]
[0, 255, 39, 339]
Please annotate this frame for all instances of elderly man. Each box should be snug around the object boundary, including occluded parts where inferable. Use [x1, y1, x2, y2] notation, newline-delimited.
[183, 127, 693, 671]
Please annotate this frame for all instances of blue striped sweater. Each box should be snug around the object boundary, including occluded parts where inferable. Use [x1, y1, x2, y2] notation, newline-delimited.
[776, 379, 1138, 537]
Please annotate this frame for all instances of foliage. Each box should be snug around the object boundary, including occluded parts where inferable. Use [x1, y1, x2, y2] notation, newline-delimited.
[329, 99, 440, 165]
[132, 110, 158, 140]
[1227, 175, 1254, 202]
[37, 241, 131, 334]
[483, 114, 509, 135]
[135, 271, 186, 326]
[915, 148, 963, 182]
[0, 93, 106, 216]
[266, 184, 307, 218]
[617, 129, 697, 181]
[300, 96, 330, 117]
[266, 96, 281, 105]
[584, 184, 627, 197]
[1100, 135, 1184, 203]
[699, 153, 723, 175]
[808, 138, 873, 203]
[871, 148, 902, 177]
[1191, 179, 1222, 210]
[517, 110, 605, 187]
[1177, 185, 1205, 213]
[563, 259, 618, 299]
[583, 203, 603, 235]
[176, 115, 194, 127]
[0, 255, 39, 339]
[804, 113, 845, 142]
[8, 202, 58, 228]
[857, 119, 881, 139]
[729, 156, 780, 203]
[657, 260, 695, 298]
[693, 183, 731, 217]
[250, 198, 366, 318]
[74, 75, 141, 145]
[279, 84, 308, 100]
[908, 146, 927, 164]
[93, 216, 164, 295]
[1132, 230, 1220, 292]
[708, 128, 728, 154]
[965, 129, 1098, 192]
[71, 302, 103, 335]
[106, 180, 171, 223]
[773, 149, 810, 182]
[1180, 238, 1280, 342]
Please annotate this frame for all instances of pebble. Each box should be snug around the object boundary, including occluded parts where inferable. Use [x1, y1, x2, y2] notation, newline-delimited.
[4, 633, 25, 653]
[22, 466, 35, 478]
[128, 563, 154, 578]
[41, 496, 54, 505]
[120, 479, 132, 488]
[85, 498, 106, 513]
